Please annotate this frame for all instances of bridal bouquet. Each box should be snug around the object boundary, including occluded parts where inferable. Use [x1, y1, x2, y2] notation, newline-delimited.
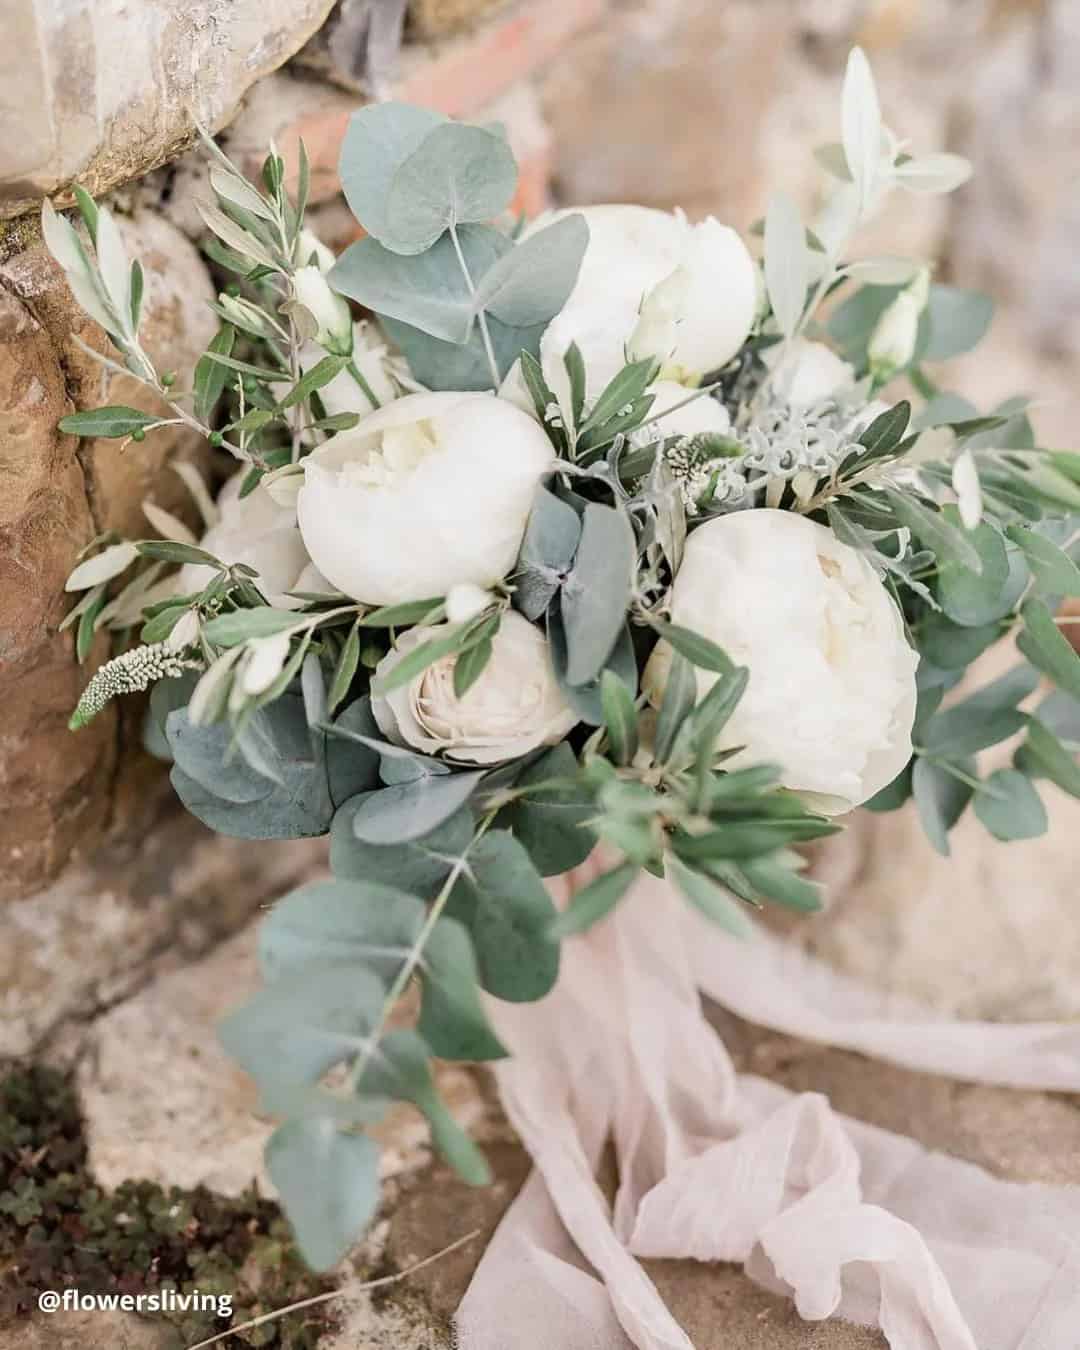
[49, 47, 1080, 1280]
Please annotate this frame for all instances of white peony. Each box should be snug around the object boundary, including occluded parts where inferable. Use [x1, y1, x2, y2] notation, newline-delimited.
[371, 611, 576, 765]
[509, 205, 757, 413]
[177, 472, 330, 610]
[643, 509, 917, 812]
[296, 391, 555, 606]
[765, 338, 855, 408]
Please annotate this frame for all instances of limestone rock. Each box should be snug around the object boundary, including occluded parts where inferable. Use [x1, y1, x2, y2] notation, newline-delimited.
[77, 902, 491, 1195]
[0, 210, 215, 900]
[0, 0, 339, 219]
[4, 1308, 180, 1350]
[1, 816, 325, 1060]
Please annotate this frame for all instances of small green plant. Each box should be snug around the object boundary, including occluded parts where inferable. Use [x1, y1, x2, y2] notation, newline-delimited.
[0, 1062, 337, 1345]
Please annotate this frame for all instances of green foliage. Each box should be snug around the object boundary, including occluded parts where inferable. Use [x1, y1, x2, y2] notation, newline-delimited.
[167, 691, 379, 839]
[0, 1063, 334, 1345]
[445, 831, 560, 1001]
[58, 406, 161, 438]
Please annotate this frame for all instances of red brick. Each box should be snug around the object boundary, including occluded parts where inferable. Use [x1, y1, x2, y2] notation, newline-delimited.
[273, 0, 603, 208]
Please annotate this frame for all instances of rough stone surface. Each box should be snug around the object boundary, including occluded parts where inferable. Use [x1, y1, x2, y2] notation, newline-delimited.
[0, 210, 215, 902]
[1, 817, 325, 1060]
[77, 907, 492, 1195]
[0, 0, 338, 219]
[5, 1309, 179, 1350]
[540, 0, 1080, 419]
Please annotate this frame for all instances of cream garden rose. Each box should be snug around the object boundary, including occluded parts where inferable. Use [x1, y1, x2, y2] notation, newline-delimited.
[296, 391, 554, 606]
[177, 472, 330, 610]
[509, 204, 757, 414]
[372, 611, 576, 765]
[643, 509, 917, 812]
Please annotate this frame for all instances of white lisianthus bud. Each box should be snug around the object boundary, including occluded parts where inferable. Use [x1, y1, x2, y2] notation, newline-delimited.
[629, 265, 692, 369]
[446, 583, 493, 624]
[292, 265, 353, 357]
[371, 611, 576, 765]
[868, 268, 930, 383]
[297, 391, 554, 606]
[643, 509, 917, 812]
[240, 630, 292, 696]
[765, 338, 855, 408]
[952, 447, 983, 529]
[293, 227, 335, 273]
[506, 205, 757, 413]
[165, 608, 200, 652]
[177, 472, 330, 610]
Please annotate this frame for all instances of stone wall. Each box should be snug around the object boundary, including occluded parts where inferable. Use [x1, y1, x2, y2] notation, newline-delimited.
[539, 0, 1080, 445]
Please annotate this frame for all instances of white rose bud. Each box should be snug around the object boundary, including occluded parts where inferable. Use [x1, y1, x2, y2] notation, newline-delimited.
[643, 509, 917, 812]
[952, 447, 983, 530]
[372, 611, 577, 765]
[177, 472, 329, 610]
[297, 391, 554, 606]
[868, 268, 930, 383]
[291, 264, 353, 357]
[509, 205, 757, 412]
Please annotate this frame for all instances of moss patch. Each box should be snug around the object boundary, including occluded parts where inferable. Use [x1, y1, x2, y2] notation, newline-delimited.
[0, 1062, 336, 1346]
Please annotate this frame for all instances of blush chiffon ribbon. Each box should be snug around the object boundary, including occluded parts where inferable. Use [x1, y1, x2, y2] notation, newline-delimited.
[456, 864, 1080, 1350]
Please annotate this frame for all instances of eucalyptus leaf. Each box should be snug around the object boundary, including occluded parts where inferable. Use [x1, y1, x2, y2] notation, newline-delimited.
[382, 310, 545, 390]
[500, 743, 595, 875]
[559, 504, 636, 686]
[514, 486, 582, 620]
[330, 797, 473, 891]
[383, 122, 517, 255]
[445, 830, 559, 1001]
[219, 961, 385, 1089]
[472, 214, 588, 327]
[935, 520, 1019, 627]
[1018, 718, 1080, 798]
[265, 1119, 380, 1272]
[349, 770, 485, 844]
[420, 919, 508, 1061]
[1006, 526, 1080, 597]
[921, 285, 994, 362]
[356, 1028, 491, 1184]
[548, 612, 637, 726]
[331, 226, 508, 343]
[1017, 598, 1080, 700]
[912, 755, 974, 856]
[974, 769, 1047, 841]
[338, 102, 447, 248]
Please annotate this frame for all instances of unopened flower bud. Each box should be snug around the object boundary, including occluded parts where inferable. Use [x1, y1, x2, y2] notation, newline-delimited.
[291, 265, 353, 357]
[868, 268, 931, 383]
